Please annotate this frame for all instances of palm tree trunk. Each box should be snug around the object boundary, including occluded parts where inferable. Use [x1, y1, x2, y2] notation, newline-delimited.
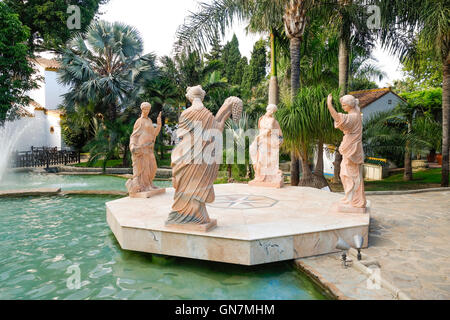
[333, 150, 342, 183]
[290, 36, 302, 186]
[313, 141, 329, 188]
[290, 37, 301, 95]
[404, 120, 413, 181]
[290, 151, 300, 186]
[227, 164, 232, 182]
[338, 37, 349, 97]
[298, 147, 314, 186]
[441, 57, 450, 187]
[333, 25, 350, 184]
[269, 31, 279, 105]
[122, 144, 130, 167]
[403, 148, 412, 181]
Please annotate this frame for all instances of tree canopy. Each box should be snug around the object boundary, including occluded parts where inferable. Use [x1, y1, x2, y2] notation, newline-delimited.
[0, 2, 37, 122]
[4, 0, 108, 51]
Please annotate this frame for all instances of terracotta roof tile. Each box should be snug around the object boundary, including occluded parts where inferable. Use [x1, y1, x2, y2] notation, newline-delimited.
[30, 100, 44, 110]
[33, 57, 61, 70]
[348, 88, 393, 109]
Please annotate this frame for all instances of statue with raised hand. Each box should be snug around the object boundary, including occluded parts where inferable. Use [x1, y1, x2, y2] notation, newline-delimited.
[327, 94, 366, 212]
[126, 102, 165, 198]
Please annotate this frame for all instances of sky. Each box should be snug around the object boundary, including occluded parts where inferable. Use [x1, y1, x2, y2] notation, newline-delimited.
[99, 0, 404, 87]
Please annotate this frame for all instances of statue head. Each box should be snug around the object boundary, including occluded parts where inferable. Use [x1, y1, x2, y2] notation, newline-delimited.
[266, 104, 278, 116]
[186, 85, 206, 103]
[140, 102, 151, 117]
[340, 95, 359, 112]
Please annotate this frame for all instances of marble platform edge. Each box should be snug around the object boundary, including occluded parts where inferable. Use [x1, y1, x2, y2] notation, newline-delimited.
[107, 207, 369, 265]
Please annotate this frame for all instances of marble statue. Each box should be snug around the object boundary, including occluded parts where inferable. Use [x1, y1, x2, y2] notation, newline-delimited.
[166, 85, 243, 231]
[327, 94, 367, 213]
[126, 102, 165, 198]
[249, 104, 284, 188]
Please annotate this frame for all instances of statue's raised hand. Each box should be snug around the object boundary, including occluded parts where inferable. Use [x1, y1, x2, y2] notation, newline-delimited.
[157, 111, 162, 125]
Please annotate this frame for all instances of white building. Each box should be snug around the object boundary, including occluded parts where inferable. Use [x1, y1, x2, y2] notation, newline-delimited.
[13, 57, 70, 151]
[321, 88, 405, 176]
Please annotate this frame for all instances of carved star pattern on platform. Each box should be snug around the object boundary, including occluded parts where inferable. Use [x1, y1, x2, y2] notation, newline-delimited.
[208, 194, 278, 210]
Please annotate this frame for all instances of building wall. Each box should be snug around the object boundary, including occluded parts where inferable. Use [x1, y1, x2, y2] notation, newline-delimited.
[361, 92, 403, 121]
[44, 70, 70, 110]
[13, 62, 68, 151]
[13, 111, 62, 151]
[27, 64, 46, 108]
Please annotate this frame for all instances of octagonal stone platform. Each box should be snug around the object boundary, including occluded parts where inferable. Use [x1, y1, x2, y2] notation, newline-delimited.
[106, 184, 370, 265]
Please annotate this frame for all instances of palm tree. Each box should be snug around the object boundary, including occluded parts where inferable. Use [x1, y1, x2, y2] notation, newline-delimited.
[363, 109, 442, 181]
[282, 0, 310, 186]
[378, 0, 450, 186]
[363, 110, 407, 164]
[84, 118, 120, 173]
[278, 86, 339, 188]
[224, 112, 253, 181]
[140, 77, 179, 160]
[58, 20, 158, 123]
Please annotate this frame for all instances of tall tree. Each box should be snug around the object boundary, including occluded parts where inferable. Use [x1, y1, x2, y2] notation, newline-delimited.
[378, 0, 450, 186]
[221, 34, 242, 84]
[204, 30, 223, 63]
[278, 86, 339, 188]
[0, 2, 37, 123]
[232, 56, 248, 86]
[5, 0, 108, 52]
[283, 0, 309, 186]
[242, 40, 268, 92]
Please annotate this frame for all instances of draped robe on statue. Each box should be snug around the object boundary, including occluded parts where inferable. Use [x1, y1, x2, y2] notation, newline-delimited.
[250, 115, 283, 183]
[168, 105, 219, 224]
[126, 117, 158, 194]
[335, 111, 366, 208]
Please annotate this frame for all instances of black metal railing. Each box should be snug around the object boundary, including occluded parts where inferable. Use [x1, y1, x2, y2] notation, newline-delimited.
[11, 146, 80, 169]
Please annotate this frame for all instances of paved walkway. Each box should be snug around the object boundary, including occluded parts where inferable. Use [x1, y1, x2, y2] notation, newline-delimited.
[297, 191, 450, 300]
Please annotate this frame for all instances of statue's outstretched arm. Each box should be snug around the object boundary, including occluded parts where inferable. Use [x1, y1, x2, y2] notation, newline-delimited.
[327, 94, 339, 122]
[155, 111, 162, 136]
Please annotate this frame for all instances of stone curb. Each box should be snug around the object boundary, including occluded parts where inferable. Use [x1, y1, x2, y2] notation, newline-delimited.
[60, 190, 127, 196]
[0, 188, 126, 198]
[57, 165, 172, 178]
[0, 188, 61, 197]
[365, 187, 450, 196]
[293, 259, 353, 300]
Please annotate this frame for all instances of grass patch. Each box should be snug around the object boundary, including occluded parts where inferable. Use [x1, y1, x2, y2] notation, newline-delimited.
[329, 168, 448, 192]
[157, 157, 171, 168]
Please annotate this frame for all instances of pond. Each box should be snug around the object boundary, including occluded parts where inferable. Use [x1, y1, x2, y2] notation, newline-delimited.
[0, 195, 328, 300]
[0, 172, 171, 191]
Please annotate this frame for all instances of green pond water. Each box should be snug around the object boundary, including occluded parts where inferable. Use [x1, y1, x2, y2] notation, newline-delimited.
[0, 195, 328, 300]
[0, 172, 171, 191]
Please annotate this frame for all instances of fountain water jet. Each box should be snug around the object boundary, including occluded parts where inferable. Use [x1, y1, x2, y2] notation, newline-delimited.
[0, 120, 31, 181]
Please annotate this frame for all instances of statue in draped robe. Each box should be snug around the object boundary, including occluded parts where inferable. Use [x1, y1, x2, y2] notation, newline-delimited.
[249, 104, 284, 188]
[166, 85, 243, 231]
[126, 102, 165, 198]
[327, 94, 367, 213]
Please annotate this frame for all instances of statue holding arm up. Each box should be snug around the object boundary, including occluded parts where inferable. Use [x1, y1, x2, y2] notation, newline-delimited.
[327, 94, 367, 212]
[126, 102, 165, 198]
